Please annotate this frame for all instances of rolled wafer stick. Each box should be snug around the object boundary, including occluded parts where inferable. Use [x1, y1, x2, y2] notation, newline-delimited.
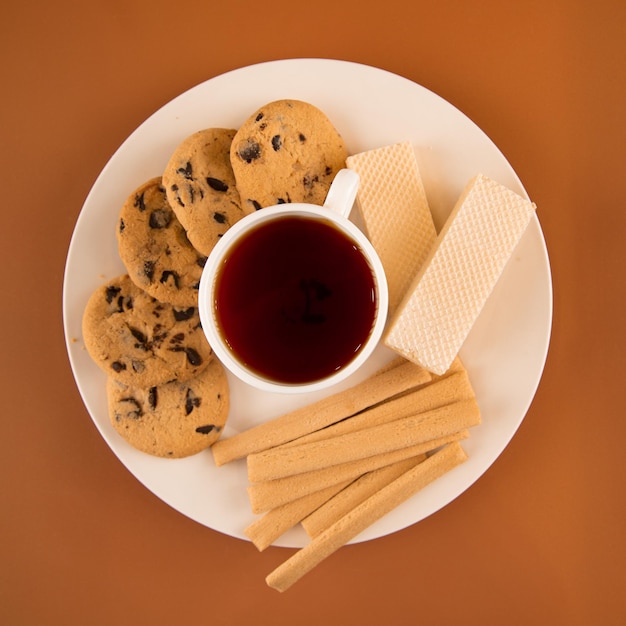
[247, 398, 480, 483]
[301, 456, 426, 538]
[245, 479, 353, 551]
[247, 430, 469, 513]
[277, 369, 474, 450]
[211, 359, 431, 466]
[266, 442, 468, 592]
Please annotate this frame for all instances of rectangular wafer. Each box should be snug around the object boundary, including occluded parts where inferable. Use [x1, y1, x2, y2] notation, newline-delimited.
[385, 174, 537, 374]
[346, 142, 437, 316]
[265, 442, 468, 592]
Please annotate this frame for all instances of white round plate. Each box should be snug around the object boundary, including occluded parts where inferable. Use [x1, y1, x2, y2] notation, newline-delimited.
[63, 59, 552, 547]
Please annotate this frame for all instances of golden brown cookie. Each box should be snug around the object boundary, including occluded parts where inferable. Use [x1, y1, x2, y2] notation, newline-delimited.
[230, 100, 348, 210]
[107, 358, 229, 458]
[162, 128, 249, 256]
[116, 177, 206, 307]
[82, 274, 213, 387]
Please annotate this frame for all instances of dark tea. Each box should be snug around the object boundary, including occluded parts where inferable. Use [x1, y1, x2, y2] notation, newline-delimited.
[213, 215, 377, 384]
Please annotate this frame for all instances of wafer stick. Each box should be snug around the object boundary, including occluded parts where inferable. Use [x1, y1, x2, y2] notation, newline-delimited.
[277, 369, 474, 450]
[245, 479, 354, 551]
[301, 456, 426, 538]
[211, 359, 431, 466]
[266, 442, 468, 592]
[247, 398, 480, 483]
[247, 430, 468, 513]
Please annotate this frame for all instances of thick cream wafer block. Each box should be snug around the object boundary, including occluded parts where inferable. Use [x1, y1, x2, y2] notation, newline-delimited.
[385, 174, 536, 374]
[346, 142, 437, 316]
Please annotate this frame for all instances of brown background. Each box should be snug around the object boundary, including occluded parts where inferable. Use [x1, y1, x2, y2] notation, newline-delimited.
[2, 0, 625, 624]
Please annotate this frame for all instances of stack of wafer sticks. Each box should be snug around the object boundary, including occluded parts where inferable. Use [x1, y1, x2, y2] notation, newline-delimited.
[211, 356, 481, 591]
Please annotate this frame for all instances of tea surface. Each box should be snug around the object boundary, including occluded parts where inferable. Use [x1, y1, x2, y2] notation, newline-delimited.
[214, 216, 377, 383]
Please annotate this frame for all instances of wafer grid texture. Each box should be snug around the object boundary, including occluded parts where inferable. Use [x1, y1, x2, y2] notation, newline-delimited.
[385, 174, 536, 374]
[346, 142, 437, 316]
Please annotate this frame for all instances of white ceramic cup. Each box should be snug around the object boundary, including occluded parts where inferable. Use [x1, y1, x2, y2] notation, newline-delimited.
[198, 169, 388, 394]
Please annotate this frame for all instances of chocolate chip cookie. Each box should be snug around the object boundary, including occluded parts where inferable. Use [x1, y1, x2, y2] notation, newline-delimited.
[117, 177, 206, 307]
[162, 128, 249, 256]
[230, 100, 348, 210]
[107, 357, 229, 458]
[82, 274, 213, 387]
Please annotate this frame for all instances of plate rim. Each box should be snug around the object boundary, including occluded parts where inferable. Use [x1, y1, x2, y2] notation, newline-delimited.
[63, 57, 553, 546]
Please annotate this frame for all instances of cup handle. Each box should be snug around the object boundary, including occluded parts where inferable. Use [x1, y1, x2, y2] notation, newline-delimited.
[323, 168, 360, 218]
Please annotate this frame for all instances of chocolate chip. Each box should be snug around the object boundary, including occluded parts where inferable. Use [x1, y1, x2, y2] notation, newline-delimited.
[271, 135, 282, 151]
[248, 199, 262, 211]
[134, 193, 147, 211]
[129, 327, 149, 349]
[149, 208, 172, 229]
[147, 387, 158, 410]
[185, 388, 202, 415]
[160, 271, 180, 289]
[303, 174, 319, 188]
[120, 397, 143, 419]
[213, 212, 227, 224]
[119, 218, 125, 233]
[325, 166, 333, 176]
[185, 348, 202, 366]
[170, 184, 184, 207]
[151, 330, 168, 347]
[255, 113, 264, 122]
[170, 333, 185, 345]
[173, 307, 195, 321]
[196, 256, 207, 268]
[105, 285, 121, 304]
[196, 425, 218, 435]
[187, 185, 195, 205]
[206, 177, 229, 192]
[177, 161, 193, 180]
[111, 361, 126, 373]
[170, 346, 203, 366]
[238, 140, 261, 163]
[299, 133, 306, 142]
[143, 260, 155, 282]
